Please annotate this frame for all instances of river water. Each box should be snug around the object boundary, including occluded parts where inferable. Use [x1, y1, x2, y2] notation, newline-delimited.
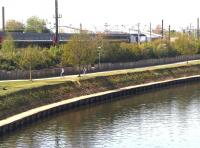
[1, 82, 200, 148]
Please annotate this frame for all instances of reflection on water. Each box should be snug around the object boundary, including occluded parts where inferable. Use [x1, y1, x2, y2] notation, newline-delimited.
[1, 83, 200, 148]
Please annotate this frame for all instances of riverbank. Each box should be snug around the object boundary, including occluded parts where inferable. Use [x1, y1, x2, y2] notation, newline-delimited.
[0, 60, 200, 121]
[1, 81, 199, 147]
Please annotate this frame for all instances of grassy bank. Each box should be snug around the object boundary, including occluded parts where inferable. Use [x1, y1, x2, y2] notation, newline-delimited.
[1, 61, 200, 120]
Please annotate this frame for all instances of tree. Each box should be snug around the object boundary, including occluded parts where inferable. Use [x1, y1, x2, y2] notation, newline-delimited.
[62, 32, 97, 76]
[25, 16, 49, 33]
[18, 47, 41, 81]
[50, 45, 63, 65]
[5, 20, 24, 32]
[1, 34, 16, 59]
[0, 34, 18, 70]
[173, 34, 197, 55]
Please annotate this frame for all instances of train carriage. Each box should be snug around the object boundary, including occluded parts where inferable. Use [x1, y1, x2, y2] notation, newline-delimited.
[0, 31, 160, 48]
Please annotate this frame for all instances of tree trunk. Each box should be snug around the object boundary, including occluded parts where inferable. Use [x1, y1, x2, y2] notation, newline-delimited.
[29, 64, 32, 81]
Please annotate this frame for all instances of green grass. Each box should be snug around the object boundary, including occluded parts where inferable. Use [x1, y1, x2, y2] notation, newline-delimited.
[0, 79, 74, 96]
[1, 60, 200, 96]
[1, 60, 200, 120]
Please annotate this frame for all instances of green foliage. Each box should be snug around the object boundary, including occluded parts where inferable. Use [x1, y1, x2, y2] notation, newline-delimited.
[18, 47, 39, 69]
[1, 32, 200, 72]
[97, 40, 142, 63]
[0, 57, 17, 70]
[5, 20, 24, 32]
[173, 34, 198, 55]
[118, 39, 179, 60]
[1, 34, 15, 54]
[25, 16, 49, 33]
[0, 34, 18, 70]
[17, 46, 44, 80]
[196, 41, 200, 54]
[62, 32, 97, 75]
[40, 49, 56, 68]
[52, 45, 64, 65]
[140, 43, 155, 59]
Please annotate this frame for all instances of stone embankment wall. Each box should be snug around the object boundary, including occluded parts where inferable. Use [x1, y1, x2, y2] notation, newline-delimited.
[0, 75, 200, 136]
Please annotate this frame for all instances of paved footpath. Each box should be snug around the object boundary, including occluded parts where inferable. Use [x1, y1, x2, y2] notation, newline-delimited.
[0, 59, 199, 83]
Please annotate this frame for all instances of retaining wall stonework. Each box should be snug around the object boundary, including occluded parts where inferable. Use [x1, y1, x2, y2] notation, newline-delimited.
[0, 75, 200, 136]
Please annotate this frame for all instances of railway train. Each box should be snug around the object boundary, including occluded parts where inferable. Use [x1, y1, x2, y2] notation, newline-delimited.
[0, 31, 160, 48]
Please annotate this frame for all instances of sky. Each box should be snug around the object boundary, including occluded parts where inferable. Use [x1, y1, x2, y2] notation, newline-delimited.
[0, 0, 200, 32]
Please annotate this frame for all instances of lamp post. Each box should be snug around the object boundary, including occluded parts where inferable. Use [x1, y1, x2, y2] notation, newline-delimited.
[98, 46, 101, 70]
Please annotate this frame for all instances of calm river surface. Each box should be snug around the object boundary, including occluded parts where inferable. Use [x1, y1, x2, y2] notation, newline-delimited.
[1, 82, 200, 148]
